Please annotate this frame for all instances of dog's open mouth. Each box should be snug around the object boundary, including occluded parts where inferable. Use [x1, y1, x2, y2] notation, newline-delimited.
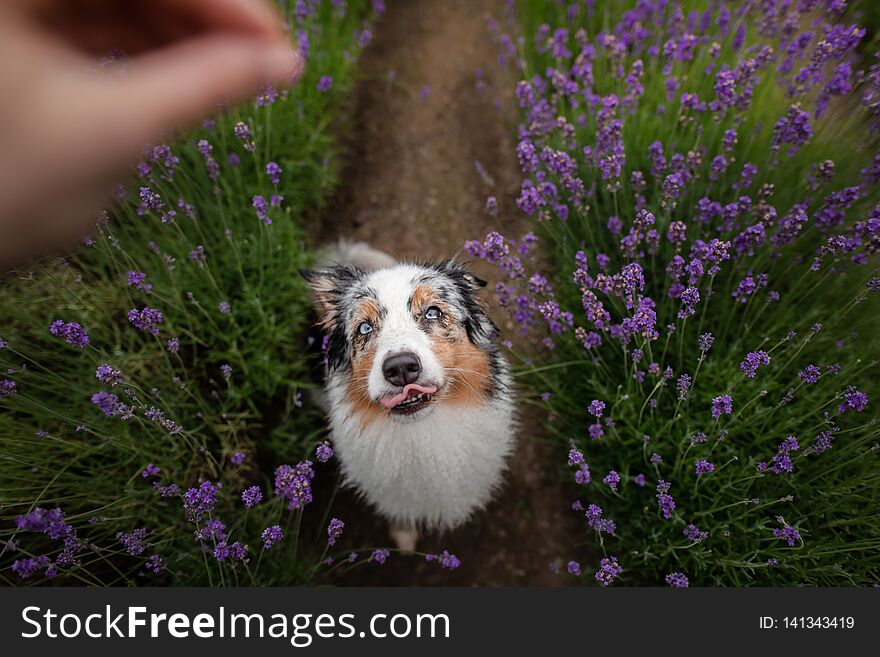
[379, 383, 438, 415]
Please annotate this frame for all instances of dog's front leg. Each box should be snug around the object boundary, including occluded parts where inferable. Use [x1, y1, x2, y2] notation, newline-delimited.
[389, 522, 419, 553]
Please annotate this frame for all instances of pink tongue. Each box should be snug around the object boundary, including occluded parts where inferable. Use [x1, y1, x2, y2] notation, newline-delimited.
[379, 383, 438, 409]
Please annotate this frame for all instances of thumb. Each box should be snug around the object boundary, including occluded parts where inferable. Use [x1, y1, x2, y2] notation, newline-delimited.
[95, 34, 303, 151]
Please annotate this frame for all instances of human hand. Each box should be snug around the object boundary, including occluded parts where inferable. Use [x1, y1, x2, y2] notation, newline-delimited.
[0, 0, 303, 267]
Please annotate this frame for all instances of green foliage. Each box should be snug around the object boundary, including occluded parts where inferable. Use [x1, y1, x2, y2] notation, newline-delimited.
[504, 0, 880, 585]
[0, 0, 375, 586]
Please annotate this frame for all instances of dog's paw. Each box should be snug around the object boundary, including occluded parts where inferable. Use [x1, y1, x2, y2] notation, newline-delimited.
[389, 523, 419, 553]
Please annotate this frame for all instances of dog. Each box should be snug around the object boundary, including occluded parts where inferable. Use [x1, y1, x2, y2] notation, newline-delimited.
[302, 242, 515, 551]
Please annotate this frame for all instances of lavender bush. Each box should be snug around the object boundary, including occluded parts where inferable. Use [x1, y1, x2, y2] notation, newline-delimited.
[0, 0, 384, 585]
[473, 0, 880, 585]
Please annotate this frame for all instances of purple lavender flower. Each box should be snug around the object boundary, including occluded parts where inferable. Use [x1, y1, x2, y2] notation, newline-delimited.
[677, 374, 691, 400]
[772, 103, 813, 155]
[230, 451, 245, 465]
[194, 518, 227, 544]
[584, 503, 616, 535]
[567, 449, 585, 466]
[799, 365, 821, 384]
[714, 67, 736, 108]
[218, 301, 231, 315]
[127, 307, 164, 335]
[214, 541, 248, 562]
[127, 271, 152, 293]
[758, 436, 800, 475]
[567, 560, 581, 575]
[145, 406, 180, 436]
[667, 220, 687, 244]
[607, 215, 623, 235]
[661, 172, 684, 208]
[144, 554, 164, 574]
[95, 364, 123, 387]
[233, 121, 255, 152]
[12, 555, 52, 579]
[16, 507, 73, 538]
[811, 430, 836, 454]
[316, 441, 334, 463]
[678, 286, 699, 319]
[253, 195, 271, 224]
[711, 395, 733, 419]
[265, 161, 282, 185]
[698, 332, 714, 352]
[139, 186, 165, 212]
[0, 379, 17, 397]
[371, 548, 390, 565]
[220, 364, 232, 380]
[117, 528, 149, 556]
[327, 518, 344, 546]
[569, 449, 591, 484]
[695, 459, 715, 475]
[182, 481, 221, 522]
[233, 121, 251, 141]
[435, 550, 461, 570]
[665, 572, 689, 587]
[153, 482, 180, 497]
[588, 399, 605, 417]
[241, 486, 262, 508]
[683, 524, 708, 543]
[740, 350, 771, 378]
[274, 461, 315, 510]
[141, 463, 160, 478]
[709, 155, 728, 181]
[91, 391, 127, 418]
[656, 480, 676, 519]
[186, 245, 206, 267]
[317, 75, 333, 92]
[634, 473, 646, 487]
[772, 517, 802, 547]
[167, 337, 180, 353]
[574, 463, 591, 485]
[262, 525, 283, 549]
[49, 320, 89, 349]
[603, 470, 620, 492]
[689, 432, 707, 448]
[838, 387, 868, 413]
[594, 555, 622, 586]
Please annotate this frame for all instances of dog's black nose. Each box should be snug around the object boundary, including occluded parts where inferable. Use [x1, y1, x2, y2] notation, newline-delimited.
[382, 352, 422, 387]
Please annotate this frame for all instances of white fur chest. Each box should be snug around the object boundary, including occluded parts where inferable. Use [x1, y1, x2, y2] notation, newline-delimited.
[326, 379, 515, 529]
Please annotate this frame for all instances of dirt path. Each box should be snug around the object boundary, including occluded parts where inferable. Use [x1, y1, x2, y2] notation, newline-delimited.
[310, 0, 581, 586]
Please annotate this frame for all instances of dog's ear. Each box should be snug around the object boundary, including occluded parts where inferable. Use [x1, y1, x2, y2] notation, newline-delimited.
[438, 260, 487, 290]
[300, 265, 363, 330]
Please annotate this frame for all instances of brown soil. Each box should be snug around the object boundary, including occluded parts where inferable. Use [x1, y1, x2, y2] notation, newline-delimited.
[308, 0, 581, 586]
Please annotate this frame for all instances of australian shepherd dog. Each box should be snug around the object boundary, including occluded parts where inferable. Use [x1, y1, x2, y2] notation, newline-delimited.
[302, 242, 515, 550]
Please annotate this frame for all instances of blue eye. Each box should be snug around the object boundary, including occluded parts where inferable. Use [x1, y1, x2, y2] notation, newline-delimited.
[425, 306, 442, 321]
[357, 321, 373, 336]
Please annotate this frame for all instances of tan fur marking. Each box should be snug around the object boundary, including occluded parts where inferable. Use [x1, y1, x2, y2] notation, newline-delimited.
[347, 298, 385, 428]
[410, 285, 452, 329]
[355, 298, 382, 328]
[412, 283, 492, 407]
[410, 284, 436, 315]
[431, 325, 492, 406]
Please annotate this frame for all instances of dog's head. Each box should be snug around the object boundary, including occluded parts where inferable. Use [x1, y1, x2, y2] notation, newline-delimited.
[302, 261, 499, 421]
